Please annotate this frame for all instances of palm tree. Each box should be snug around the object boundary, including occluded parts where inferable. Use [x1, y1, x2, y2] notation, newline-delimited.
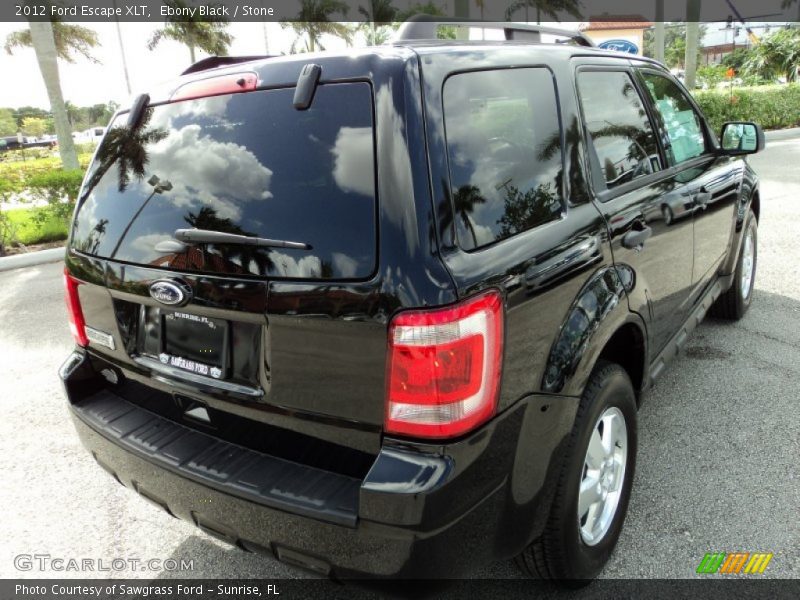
[358, 0, 397, 45]
[393, 2, 458, 39]
[504, 0, 583, 22]
[81, 109, 168, 196]
[683, 0, 702, 89]
[496, 183, 558, 239]
[4, 21, 100, 63]
[744, 27, 800, 82]
[259, 0, 271, 53]
[444, 184, 486, 249]
[184, 207, 275, 275]
[653, 0, 665, 62]
[537, 116, 589, 204]
[148, 0, 233, 63]
[5, 20, 101, 170]
[282, 0, 353, 53]
[475, 0, 485, 20]
[111, 0, 132, 95]
[782, 0, 800, 22]
[6, 21, 82, 170]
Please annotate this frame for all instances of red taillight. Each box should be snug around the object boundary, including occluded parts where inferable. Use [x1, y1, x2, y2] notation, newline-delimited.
[170, 72, 258, 102]
[64, 268, 88, 347]
[385, 290, 504, 439]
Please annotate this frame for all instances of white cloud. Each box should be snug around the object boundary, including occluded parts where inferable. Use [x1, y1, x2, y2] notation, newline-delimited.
[147, 123, 273, 220]
[270, 251, 322, 278]
[130, 231, 173, 256]
[331, 126, 374, 197]
[331, 252, 359, 278]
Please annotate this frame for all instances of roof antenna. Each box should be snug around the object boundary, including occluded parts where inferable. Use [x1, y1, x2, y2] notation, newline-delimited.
[293, 64, 321, 110]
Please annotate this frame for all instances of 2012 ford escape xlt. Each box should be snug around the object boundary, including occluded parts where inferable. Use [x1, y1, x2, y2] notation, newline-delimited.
[60, 20, 764, 582]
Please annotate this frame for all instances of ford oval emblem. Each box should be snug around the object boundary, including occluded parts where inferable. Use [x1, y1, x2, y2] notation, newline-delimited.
[149, 279, 191, 306]
[598, 39, 639, 54]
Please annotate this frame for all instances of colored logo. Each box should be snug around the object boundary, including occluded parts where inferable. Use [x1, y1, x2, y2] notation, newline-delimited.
[697, 552, 773, 574]
[149, 279, 191, 306]
[598, 39, 639, 54]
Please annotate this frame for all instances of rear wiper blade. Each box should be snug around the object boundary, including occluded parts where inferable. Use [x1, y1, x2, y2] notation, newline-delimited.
[174, 228, 312, 250]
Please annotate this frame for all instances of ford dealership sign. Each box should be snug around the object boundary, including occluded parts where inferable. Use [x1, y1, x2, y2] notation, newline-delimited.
[598, 39, 639, 54]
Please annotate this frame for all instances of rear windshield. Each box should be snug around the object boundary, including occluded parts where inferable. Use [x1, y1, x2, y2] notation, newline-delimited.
[72, 82, 376, 280]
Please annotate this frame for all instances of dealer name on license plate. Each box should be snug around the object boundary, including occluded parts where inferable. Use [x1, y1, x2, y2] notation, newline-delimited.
[159, 353, 223, 379]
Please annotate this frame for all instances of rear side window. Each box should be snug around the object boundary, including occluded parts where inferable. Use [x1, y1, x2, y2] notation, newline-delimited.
[577, 71, 662, 189]
[72, 83, 376, 280]
[640, 72, 707, 165]
[443, 68, 564, 251]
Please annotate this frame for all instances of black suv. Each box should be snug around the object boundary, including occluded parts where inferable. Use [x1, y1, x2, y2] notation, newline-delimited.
[61, 21, 764, 582]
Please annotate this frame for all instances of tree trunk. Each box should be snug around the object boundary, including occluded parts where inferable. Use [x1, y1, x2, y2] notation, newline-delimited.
[188, 43, 196, 64]
[28, 20, 79, 170]
[684, 0, 702, 90]
[654, 0, 665, 62]
[684, 22, 699, 89]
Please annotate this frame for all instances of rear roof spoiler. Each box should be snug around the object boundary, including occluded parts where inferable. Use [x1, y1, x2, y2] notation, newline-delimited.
[393, 15, 594, 47]
[181, 55, 277, 76]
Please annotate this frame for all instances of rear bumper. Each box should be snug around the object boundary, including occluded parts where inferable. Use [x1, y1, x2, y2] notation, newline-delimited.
[62, 350, 578, 578]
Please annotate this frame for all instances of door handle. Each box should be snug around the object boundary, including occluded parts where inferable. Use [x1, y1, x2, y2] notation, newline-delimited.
[622, 226, 652, 249]
[694, 191, 712, 208]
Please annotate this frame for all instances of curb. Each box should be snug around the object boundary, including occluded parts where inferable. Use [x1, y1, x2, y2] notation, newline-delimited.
[0, 247, 64, 273]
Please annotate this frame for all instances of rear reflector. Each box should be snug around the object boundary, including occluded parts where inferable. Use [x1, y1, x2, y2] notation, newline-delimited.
[170, 72, 258, 102]
[64, 269, 88, 347]
[385, 290, 504, 439]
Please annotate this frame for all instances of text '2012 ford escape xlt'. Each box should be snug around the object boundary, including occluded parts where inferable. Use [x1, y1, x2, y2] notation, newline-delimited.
[60, 20, 764, 583]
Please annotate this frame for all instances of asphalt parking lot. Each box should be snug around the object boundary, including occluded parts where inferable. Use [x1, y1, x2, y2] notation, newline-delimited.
[0, 132, 798, 586]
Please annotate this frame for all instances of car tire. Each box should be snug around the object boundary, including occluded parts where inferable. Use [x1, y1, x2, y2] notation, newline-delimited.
[710, 209, 757, 321]
[662, 204, 673, 225]
[516, 360, 637, 585]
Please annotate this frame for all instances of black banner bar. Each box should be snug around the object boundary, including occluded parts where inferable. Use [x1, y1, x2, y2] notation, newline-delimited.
[3, 579, 800, 600]
[2, 0, 800, 23]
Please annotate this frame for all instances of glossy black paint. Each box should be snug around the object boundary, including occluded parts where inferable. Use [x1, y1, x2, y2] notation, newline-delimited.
[66, 48, 458, 456]
[418, 46, 633, 402]
[62, 43, 759, 578]
[63, 350, 577, 577]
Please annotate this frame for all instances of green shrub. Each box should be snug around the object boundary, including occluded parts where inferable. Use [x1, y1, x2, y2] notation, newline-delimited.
[74, 141, 98, 154]
[0, 156, 87, 253]
[693, 83, 800, 133]
[697, 65, 728, 89]
[0, 211, 14, 254]
[1, 206, 69, 247]
[25, 169, 85, 224]
[0, 152, 92, 191]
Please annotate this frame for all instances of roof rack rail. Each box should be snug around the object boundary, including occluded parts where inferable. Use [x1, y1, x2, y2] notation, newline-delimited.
[181, 55, 277, 76]
[393, 14, 594, 47]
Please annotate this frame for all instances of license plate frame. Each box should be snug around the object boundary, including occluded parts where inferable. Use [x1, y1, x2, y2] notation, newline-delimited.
[158, 310, 229, 380]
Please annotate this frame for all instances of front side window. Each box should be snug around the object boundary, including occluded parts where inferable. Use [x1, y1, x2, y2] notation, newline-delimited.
[640, 72, 708, 165]
[443, 68, 564, 251]
[577, 71, 661, 189]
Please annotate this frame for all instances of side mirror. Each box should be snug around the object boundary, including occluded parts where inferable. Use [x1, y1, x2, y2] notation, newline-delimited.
[719, 122, 765, 155]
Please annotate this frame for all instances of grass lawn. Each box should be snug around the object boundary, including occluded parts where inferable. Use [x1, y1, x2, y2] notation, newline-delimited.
[3, 206, 69, 246]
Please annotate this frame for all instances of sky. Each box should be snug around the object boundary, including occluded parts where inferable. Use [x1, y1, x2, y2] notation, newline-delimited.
[0, 15, 791, 110]
[0, 21, 358, 109]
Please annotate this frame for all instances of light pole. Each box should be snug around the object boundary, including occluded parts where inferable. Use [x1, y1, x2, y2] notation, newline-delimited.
[109, 175, 173, 258]
[111, 0, 132, 96]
